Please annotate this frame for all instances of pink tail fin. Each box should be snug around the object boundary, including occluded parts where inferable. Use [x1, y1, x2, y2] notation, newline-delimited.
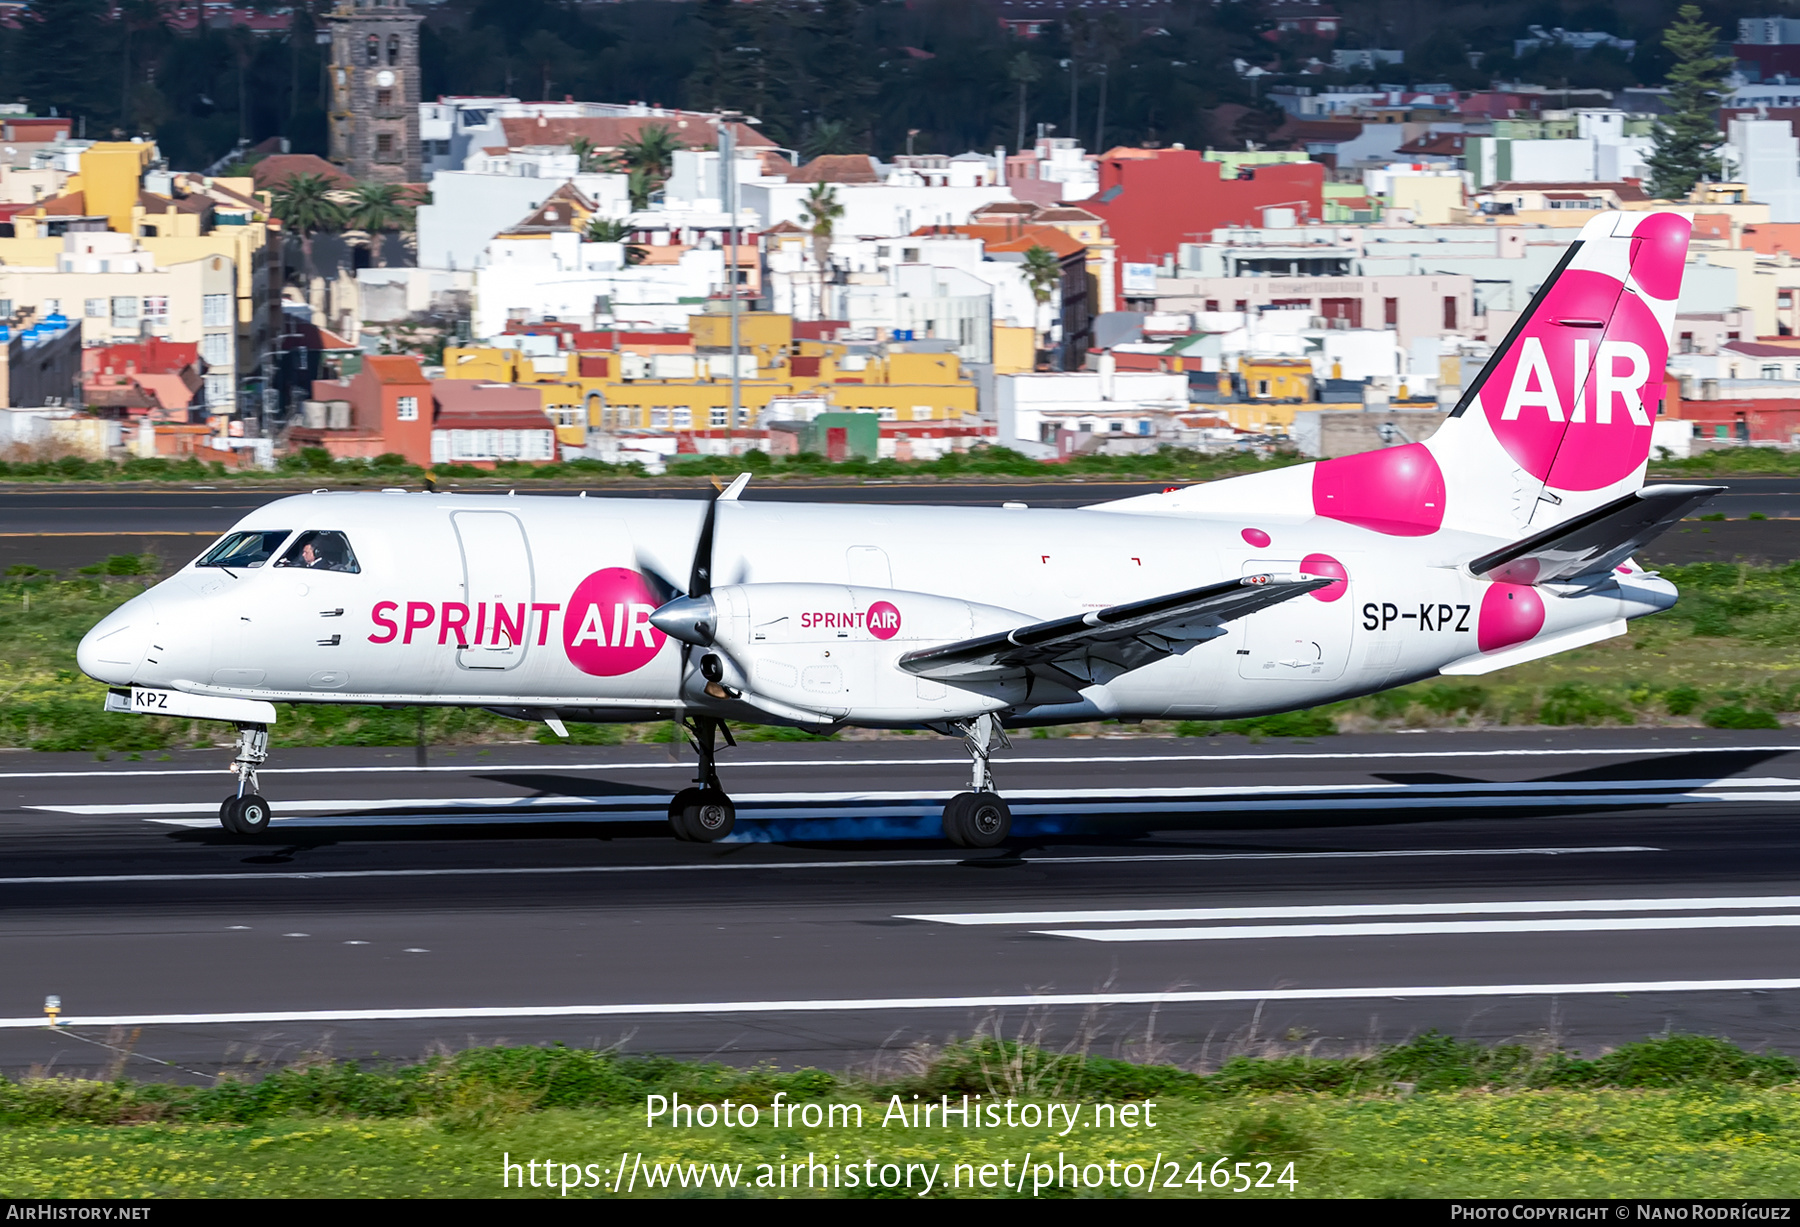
[1425, 210, 1691, 537]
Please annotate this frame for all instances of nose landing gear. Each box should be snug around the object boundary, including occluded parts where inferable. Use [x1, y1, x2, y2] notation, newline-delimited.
[942, 713, 1012, 849]
[668, 715, 736, 842]
[219, 722, 272, 837]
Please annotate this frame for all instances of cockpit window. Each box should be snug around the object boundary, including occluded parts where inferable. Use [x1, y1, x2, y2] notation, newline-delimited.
[198, 530, 292, 569]
[275, 530, 360, 574]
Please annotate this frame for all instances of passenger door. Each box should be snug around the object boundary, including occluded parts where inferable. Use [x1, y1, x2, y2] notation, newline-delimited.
[454, 511, 534, 671]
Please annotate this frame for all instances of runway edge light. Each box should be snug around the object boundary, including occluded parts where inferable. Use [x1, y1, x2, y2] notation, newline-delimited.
[43, 995, 60, 1027]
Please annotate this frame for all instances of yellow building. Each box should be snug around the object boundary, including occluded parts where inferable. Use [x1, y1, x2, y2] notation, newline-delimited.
[2, 144, 280, 392]
[1240, 356, 1312, 400]
[445, 310, 979, 447]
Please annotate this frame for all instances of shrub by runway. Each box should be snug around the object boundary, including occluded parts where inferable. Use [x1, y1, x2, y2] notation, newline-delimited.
[1, 1035, 1797, 1198]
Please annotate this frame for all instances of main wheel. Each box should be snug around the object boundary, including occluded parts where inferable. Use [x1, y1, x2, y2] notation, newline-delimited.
[941, 791, 975, 846]
[221, 794, 272, 837]
[674, 788, 735, 842]
[960, 792, 1011, 848]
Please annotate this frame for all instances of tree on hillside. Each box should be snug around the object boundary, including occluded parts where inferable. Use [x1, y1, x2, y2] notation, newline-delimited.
[20, 0, 112, 124]
[1645, 5, 1735, 201]
[614, 124, 684, 209]
[1007, 51, 1040, 154]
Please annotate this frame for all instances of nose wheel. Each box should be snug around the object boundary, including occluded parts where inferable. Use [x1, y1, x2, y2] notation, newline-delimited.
[941, 714, 1013, 848]
[669, 716, 736, 841]
[217, 722, 272, 839]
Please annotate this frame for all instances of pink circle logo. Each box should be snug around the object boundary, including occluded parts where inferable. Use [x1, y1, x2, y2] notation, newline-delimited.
[1300, 552, 1348, 602]
[1241, 527, 1272, 548]
[562, 567, 668, 676]
[1479, 269, 1666, 491]
[866, 600, 901, 640]
[1477, 582, 1545, 653]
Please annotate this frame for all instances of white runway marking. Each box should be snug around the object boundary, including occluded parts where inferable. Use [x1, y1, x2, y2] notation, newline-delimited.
[906, 893, 1800, 926]
[10, 978, 1800, 1029]
[31, 776, 1800, 823]
[0, 845, 1659, 886]
[1040, 915, 1800, 942]
[1, 742, 1795, 781]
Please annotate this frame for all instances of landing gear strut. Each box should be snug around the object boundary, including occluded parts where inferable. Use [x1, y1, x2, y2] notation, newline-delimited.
[942, 713, 1012, 849]
[668, 715, 736, 842]
[218, 722, 272, 837]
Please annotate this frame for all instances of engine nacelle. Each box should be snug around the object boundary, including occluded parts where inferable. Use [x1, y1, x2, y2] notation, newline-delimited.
[654, 583, 1030, 726]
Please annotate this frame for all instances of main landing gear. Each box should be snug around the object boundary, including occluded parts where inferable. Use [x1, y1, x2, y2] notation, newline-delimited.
[218, 722, 272, 838]
[668, 715, 736, 842]
[942, 713, 1012, 849]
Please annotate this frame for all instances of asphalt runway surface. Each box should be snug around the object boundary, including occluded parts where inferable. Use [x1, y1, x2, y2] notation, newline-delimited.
[9, 729, 1800, 1079]
[0, 475, 1794, 573]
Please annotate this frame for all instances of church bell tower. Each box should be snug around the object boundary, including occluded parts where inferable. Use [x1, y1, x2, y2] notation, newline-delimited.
[327, 0, 423, 183]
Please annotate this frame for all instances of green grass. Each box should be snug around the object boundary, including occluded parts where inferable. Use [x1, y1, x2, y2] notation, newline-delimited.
[3, 1035, 1799, 1197]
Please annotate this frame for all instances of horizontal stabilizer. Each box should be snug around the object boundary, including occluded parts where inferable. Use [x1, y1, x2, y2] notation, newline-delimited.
[1466, 483, 1723, 585]
[898, 573, 1332, 690]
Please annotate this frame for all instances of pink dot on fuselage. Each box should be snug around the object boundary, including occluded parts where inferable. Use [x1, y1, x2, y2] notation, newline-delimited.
[1477, 582, 1546, 653]
[1311, 443, 1446, 536]
[1628, 213, 1692, 301]
[1241, 528, 1272, 547]
[1300, 552, 1348, 602]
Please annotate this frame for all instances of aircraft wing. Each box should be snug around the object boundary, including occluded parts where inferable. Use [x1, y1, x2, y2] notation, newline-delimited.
[897, 574, 1333, 689]
[1467, 483, 1723, 586]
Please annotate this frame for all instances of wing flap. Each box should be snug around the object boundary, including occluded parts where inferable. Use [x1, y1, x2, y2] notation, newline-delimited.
[1467, 483, 1723, 585]
[898, 574, 1333, 686]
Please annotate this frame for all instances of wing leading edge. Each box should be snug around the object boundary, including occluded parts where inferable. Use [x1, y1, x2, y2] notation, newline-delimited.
[897, 574, 1334, 690]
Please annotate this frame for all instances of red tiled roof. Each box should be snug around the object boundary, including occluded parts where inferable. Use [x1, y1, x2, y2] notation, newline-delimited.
[1488, 181, 1650, 200]
[1726, 340, 1800, 357]
[252, 154, 353, 191]
[432, 379, 548, 430]
[365, 355, 428, 385]
[787, 155, 881, 184]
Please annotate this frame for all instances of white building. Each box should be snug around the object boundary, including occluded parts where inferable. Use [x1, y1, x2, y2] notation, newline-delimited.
[416, 170, 628, 271]
[1725, 117, 1800, 222]
[472, 230, 732, 336]
[996, 368, 1189, 457]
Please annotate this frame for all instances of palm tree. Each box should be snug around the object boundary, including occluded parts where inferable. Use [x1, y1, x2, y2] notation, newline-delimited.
[568, 136, 606, 174]
[342, 181, 415, 267]
[800, 119, 858, 159]
[799, 182, 844, 274]
[585, 216, 647, 265]
[1021, 243, 1062, 363]
[624, 166, 655, 212]
[269, 172, 345, 289]
[614, 124, 684, 203]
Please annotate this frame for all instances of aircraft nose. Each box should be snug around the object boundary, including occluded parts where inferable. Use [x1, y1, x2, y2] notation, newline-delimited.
[77, 597, 156, 686]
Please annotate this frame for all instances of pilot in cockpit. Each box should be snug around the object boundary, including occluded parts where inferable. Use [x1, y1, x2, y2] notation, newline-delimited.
[276, 530, 360, 574]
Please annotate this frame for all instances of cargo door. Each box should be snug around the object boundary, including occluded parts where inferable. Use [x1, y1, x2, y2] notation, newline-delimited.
[454, 511, 534, 671]
[1235, 557, 1351, 683]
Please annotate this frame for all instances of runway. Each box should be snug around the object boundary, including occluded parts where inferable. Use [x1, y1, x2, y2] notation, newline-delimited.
[8, 729, 1800, 1078]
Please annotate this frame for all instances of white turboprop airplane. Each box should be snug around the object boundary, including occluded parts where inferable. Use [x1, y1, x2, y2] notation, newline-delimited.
[79, 211, 1716, 845]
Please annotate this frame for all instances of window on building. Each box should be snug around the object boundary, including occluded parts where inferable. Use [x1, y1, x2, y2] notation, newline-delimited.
[202, 294, 230, 327]
[877, 406, 897, 421]
[395, 395, 418, 421]
[84, 299, 104, 318]
[710, 406, 728, 427]
[1729, 331, 1741, 341]
[911, 404, 933, 420]
[203, 374, 232, 406]
[1764, 365, 1785, 380]
[366, 34, 379, 64]
[376, 89, 393, 110]
[142, 296, 168, 319]
[42, 299, 58, 315]
[387, 34, 400, 66]
[1384, 297, 1399, 326]
[1680, 332, 1696, 354]
[650, 407, 670, 427]
[1257, 380, 1270, 396]
[673, 407, 693, 428]
[1204, 299, 1219, 312]
[376, 133, 395, 156]
[201, 333, 231, 365]
[1442, 296, 1458, 330]
[111, 296, 138, 322]
[1233, 300, 1248, 312]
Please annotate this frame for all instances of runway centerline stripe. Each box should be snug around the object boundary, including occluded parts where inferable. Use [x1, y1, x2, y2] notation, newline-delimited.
[906, 893, 1800, 926]
[11, 979, 1800, 1029]
[1038, 915, 1800, 942]
[0, 846, 1661, 886]
[2, 744, 1797, 780]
